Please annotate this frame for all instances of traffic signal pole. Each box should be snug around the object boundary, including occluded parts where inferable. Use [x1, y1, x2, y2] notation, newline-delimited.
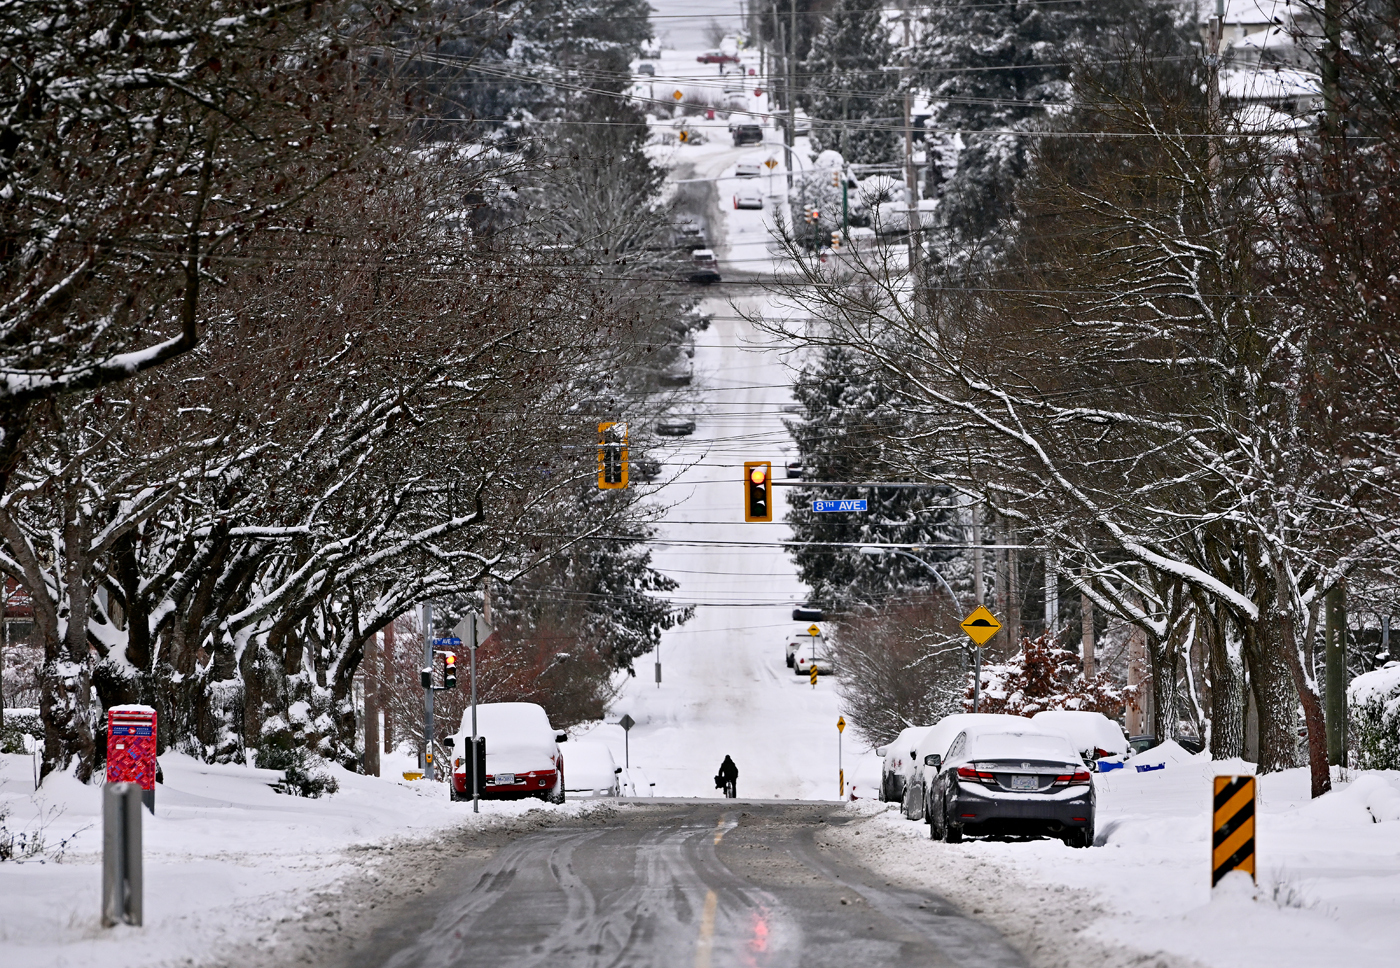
[422, 602, 434, 782]
[470, 613, 480, 814]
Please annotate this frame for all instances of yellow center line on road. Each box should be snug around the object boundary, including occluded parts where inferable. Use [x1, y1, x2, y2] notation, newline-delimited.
[695, 889, 719, 968]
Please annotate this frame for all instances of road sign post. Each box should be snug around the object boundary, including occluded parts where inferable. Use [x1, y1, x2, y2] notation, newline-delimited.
[422, 603, 434, 781]
[960, 606, 1002, 714]
[619, 713, 635, 769]
[452, 612, 493, 813]
[837, 716, 846, 798]
[809, 664, 818, 687]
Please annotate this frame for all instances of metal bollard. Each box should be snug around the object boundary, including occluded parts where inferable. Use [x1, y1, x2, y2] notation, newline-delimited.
[102, 782, 143, 926]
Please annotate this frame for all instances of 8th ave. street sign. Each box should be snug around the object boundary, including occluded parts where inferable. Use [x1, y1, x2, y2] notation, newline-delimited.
[961, 606, 1002, 645]
[813, 499, 867, 512]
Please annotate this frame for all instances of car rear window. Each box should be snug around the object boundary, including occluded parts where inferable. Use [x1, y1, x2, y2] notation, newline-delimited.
[965, 731, 1077, 762]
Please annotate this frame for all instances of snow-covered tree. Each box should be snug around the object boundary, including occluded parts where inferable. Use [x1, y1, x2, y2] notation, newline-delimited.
[801, 0, 901, 165]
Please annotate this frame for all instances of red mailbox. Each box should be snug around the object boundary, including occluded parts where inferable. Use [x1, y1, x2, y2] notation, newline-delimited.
[107, 705, 157, 812]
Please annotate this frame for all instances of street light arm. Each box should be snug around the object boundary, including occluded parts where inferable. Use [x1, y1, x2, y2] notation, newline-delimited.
[860, 546, 961, 609]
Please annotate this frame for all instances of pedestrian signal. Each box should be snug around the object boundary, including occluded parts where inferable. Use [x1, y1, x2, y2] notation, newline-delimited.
[832, 171, 840, 187]
[442, 652, 457, 689]
[598, 422, 628, 489]
[744, 461, 772, 522]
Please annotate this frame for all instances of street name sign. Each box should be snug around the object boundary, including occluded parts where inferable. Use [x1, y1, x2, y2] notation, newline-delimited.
[813, 499, 867, 512]
[960, 606, 1002, 645]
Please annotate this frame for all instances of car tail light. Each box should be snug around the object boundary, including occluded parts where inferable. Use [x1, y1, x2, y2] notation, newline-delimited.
[956, 765, 995, 782]
[1093, 748, 1113, 760]
[1053, 770, 1093, 786]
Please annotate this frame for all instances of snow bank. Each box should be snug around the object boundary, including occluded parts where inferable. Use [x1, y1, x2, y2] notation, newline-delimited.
[0, 750, 607, 968]
[831, 758, 1400, 968]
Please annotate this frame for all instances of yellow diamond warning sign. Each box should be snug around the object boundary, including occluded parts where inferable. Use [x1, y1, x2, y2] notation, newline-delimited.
[960, 606, 1002, 645]
[808, 624, 821, 637]
[837, 716, 846, 733]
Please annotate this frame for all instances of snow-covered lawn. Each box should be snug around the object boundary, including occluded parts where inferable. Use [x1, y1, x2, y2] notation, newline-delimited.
[834, 752, 1400, 968]
[0, 751, 604, 968]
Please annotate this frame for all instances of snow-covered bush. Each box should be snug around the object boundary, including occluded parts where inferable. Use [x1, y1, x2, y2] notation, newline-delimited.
[967, 633, 1123, 718]
[0, 709, 41, 755]
[1348, 664, 1400, 771]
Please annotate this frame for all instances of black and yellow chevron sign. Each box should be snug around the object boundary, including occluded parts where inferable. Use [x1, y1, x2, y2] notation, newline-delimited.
[1212, 775, 1257, 886]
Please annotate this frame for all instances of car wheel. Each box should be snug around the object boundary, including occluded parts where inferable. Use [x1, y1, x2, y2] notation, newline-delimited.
[786, 654, 794, 668]
[1064, 825, 1093, 849]
[927, 802, 941, 840]
[547, 772, 566, 805]
[943, 804, 963, 843]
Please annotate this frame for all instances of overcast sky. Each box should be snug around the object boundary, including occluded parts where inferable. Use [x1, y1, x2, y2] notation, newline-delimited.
[648, 1, 745, 50]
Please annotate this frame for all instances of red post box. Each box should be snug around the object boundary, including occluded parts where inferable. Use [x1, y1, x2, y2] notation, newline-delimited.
[107, 705, 157, 812]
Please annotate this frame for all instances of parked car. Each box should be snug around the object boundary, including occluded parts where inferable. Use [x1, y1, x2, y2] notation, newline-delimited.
[688, 248, 721, 284]
[731, 124, 764, 147]
[923, 723, 1095, 847]
[1128, 733, 1205, 756]
[1031, 710, 1129, 768]
[785, 460, 803, 479]
[733, 185, 764, 210]
[637, 62, 655, 76]
[656, 417, 696, 436]
[563, 741, 622, 797]
[795, 650, 834, 676]
[905, 713, 1027, 820]
[449, 702, 566, 803]
[697, 50, 740, 64]
[632, 457, 662, 482]
[734, 162, 762, 178]
[784, 638, 801, 667]
[660, 356, 693, 386]
[876, 725, 931, 803]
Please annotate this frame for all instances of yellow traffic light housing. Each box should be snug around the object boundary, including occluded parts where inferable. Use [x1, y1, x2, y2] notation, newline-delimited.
[744, 461, 772, 522]
[442, 652, 457, 689]
[598, 422, 628, 489]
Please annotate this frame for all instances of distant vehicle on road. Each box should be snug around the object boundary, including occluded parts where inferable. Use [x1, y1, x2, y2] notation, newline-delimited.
[1127, 733, 1204, 756]
[876, 726, 932, 803]
[632, 457, 662, 481]
[563, 742, 622, 797]
[688, 249, 721, 284]
[731, 124, 764, 147]
[733, 185, 764, 210]
[637, 62, 655, 76]
[924, 723, 1096, 847]
[734, 162, 762, 178]
[660, 356, 693, 386]
[697, 50, 740, 64]
[450, 702, 566, 804]
[656, 417, 697, 436]
[785, 459, 802, 479]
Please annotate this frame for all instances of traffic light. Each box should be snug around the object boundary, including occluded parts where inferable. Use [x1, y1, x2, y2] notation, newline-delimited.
[744, 461, 772, 522]
[442, 652, 457, 689]
[598, 421, 628, 489]
[830, 230, 842, 249]
[832, 171, 840, 187]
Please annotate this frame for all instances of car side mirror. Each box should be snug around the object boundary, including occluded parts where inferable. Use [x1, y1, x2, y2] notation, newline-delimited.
[614, 767, 623, 774]
[875, 747, 887, 758]
[555, 732, 568, 743]
[442, 737, 455, 750]
[924, 754, 941, 769]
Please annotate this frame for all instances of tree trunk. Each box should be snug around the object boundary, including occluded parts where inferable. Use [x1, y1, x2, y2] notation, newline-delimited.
[364, 630, 380, 777]
[383, 619, 396, 753]
[1147, 632, 1180, 746]
[1080, 569, 1095, 679]
[1272, 571, 1331, 798]
[1324, 583, 1346, 765]
[1206, 610, 1246, 759]
[1243, 609, 1300, 773]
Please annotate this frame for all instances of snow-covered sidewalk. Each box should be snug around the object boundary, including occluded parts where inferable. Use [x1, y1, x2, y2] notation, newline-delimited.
[0, 751, 605, 968]
[833, 752, 1400, 968]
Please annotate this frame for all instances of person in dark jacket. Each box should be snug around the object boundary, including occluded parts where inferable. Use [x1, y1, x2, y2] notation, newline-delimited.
[717, 755, 738, 798]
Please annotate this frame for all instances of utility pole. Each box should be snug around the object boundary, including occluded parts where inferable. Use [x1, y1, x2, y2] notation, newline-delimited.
[787, 0, 797, 192]
[1080, 566, 1096, 680]
[1044, 551, 1059, 640]
[1005, 522, 1020, 652]
[901, 3, 921, 284]
[363, 630, 380, 777]
[470, 610, 481, 813]
[1205, 0, 1224, 184]
[421, 602, 434, 782]
[382, 619, 395, 754]
[1324, 582, 1347, 766]
[971, 502, 985, 712]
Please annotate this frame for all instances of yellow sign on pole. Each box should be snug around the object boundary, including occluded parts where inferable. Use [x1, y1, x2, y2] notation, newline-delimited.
[836, 716, 846, 733]
[1213, 775, 1256, 886]
[809, 665, 819, 686]
[764, 158, 778, 169]
[960, 605, 1002, 645]
[672, 89, 684, 101]
[807, 624, 821, 637]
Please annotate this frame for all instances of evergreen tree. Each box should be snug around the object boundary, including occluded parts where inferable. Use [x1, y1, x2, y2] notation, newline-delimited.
[916, 0, 1186, 256]
[785, 344, 966, 609]
[801, 0, 902, 165]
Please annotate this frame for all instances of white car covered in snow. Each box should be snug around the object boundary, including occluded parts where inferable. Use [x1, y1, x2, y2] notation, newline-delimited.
[564, 741, 623, 797]
[733, 184, 764, 209]
[876, 725, 931, 803]
[449, 702, 567, 803]
[1031, 710, 1129, 768]
[904, 713, 1027, 819]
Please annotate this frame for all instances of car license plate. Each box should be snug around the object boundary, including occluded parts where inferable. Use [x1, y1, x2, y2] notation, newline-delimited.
[495, 773, 516, 785]
[1010, 774, 1038, 791]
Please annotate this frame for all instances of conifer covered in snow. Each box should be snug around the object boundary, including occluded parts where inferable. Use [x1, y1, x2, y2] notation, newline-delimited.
[800, 0, 901, 165]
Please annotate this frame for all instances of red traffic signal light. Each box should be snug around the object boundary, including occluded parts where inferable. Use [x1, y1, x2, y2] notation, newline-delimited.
[744, 461, 773, 522]
[442, 652, 458, 689]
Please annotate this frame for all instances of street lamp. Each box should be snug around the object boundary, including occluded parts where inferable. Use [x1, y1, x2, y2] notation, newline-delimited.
[859, 545, 984, 712]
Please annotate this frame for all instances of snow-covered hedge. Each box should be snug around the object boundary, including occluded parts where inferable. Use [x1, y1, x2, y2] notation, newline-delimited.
[1348, 664, 1400, 770]
[0, 708, 41, 755]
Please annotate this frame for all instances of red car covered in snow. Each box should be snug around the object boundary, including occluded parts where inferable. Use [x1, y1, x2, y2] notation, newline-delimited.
[450, 702, 567, 803]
